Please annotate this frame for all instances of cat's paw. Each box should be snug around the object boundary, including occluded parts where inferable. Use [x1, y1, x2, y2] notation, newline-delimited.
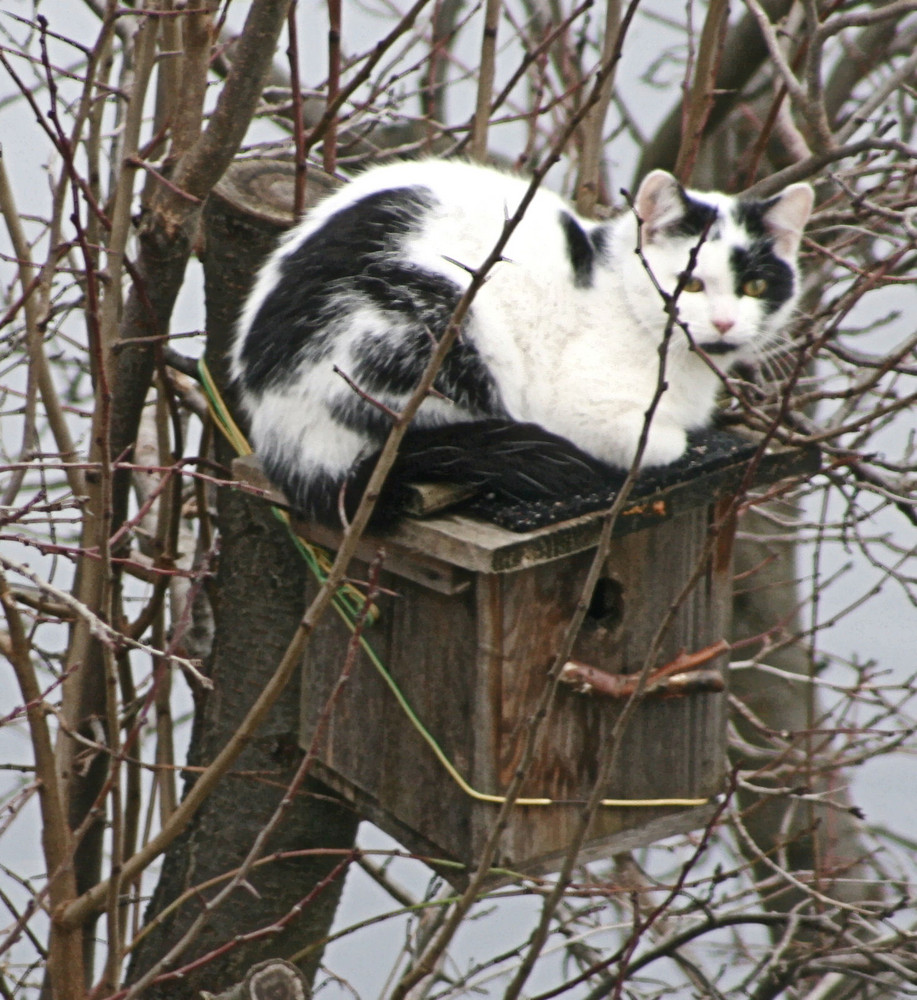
[591, 413, 687, 469]
[637, 420, 688, 468]
[586, 412, 688, 470]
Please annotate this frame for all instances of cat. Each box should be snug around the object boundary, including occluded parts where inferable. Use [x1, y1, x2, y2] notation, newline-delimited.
[231, 158, 813, 527]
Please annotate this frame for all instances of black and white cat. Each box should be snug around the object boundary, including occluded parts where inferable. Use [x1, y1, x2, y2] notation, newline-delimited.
[231, 159, 813, 526]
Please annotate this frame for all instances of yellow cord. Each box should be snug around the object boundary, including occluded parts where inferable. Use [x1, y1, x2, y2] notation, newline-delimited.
[197, 358, 368, 619]
[346, 616, 708, 809]
[199, 358, 252, 457]
[196, 357, 711, 810]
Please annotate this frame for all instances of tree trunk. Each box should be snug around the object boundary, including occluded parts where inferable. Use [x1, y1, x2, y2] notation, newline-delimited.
[731, 509, 880, 911]
[127, 162, 357, 996]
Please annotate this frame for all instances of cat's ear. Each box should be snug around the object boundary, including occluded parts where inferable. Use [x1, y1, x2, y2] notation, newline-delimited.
[634, 170, 686, 240]
[762, 183, 814, 257]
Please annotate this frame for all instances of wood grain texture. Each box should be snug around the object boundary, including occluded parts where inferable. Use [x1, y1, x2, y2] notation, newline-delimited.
[299, 502, 734, 880]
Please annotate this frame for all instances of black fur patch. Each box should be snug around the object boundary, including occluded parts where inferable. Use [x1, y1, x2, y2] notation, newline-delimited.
[591, 227, 610, 261]
[734, 196, 779, 239]
[328, 392, 395, 440]
[351, 261, 459, 326]
[730, 244, 794, 315]
[273, 419, 618, 527]
[351, 325, 503, 417]
[666, 191, 720, 240]
[341, 419, 618, 527]
[240, 186, 437, 393]
[560, 212, 596, 287]
[258, 457, 351, 527]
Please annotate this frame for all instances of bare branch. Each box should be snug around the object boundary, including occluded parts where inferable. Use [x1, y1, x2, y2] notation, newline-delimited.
[469, 0, 502, 162]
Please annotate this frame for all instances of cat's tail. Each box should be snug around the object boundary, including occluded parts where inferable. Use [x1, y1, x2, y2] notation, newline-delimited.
[294, 418, 620, 528]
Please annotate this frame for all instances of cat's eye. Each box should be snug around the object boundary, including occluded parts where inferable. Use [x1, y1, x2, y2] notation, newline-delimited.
[742, 277, 768, 297]
[681, 276, 705, 293]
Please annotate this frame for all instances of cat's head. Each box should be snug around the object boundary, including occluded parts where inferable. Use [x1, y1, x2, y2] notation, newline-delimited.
[621, 169, 814, 360]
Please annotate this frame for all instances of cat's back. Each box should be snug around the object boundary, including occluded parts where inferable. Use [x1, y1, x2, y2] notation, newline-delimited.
[321, 158, 556, 222]
[233, 160, 595, 384]
[281, 159, 583, 281]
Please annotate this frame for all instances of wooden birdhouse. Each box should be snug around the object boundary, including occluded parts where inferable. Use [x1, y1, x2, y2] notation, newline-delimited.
[236, 433, 816, 881]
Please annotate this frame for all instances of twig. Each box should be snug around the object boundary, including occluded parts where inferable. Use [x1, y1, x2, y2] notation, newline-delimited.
[324, 0, 342, 173]
[0, 566, 84, 995]
[674, 0, 729, 184]
[333, 365, 401, 421]
[469, 0, 501, 161]
[0, 557, 212, 688]
[561, 640, 730, 698]
[302, 0, 436, 162]
[286, 5, 308, 216]
[575, 0, 620, 215]
[0, 150, 84, 501]
[497, 128, 713, 1000]
[741, 0, 833, 152]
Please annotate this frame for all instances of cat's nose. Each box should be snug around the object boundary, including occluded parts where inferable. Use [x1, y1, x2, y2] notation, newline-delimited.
[713, 318, 735, 335]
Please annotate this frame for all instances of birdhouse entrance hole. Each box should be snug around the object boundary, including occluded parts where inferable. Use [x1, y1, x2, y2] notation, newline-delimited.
[585, 577, 625, 632]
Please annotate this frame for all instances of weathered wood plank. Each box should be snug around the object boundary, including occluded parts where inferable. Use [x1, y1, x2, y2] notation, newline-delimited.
[232, 440, 819, 577]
